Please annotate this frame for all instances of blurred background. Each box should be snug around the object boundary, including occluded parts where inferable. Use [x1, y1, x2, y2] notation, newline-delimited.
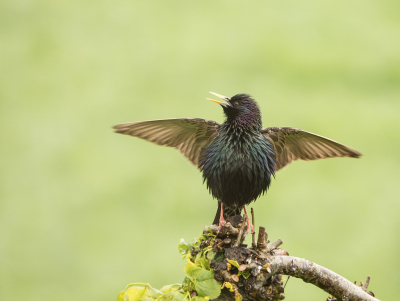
[1, 0, 399, 300]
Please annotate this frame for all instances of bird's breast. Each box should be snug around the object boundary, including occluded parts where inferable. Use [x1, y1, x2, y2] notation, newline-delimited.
[200, 132, 276, 208]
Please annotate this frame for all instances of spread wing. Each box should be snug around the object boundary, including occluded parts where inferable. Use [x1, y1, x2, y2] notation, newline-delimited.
[113, 118, 220, 167]
[261, 127, 361, 171]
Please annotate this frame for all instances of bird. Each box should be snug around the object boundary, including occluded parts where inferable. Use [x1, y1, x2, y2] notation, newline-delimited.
[113, 92, 361, 234]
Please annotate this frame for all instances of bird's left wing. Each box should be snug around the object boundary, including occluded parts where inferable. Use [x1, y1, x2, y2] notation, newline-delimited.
[261, 127, 361, 171]
[113, 118, 220, 167]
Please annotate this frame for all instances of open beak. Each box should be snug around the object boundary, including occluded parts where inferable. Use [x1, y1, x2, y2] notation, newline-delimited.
[207, 92, 231, 107]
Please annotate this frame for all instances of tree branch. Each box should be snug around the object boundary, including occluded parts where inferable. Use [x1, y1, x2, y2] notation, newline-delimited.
[267, 256, 378, 301]
[203, 214, 378, 301]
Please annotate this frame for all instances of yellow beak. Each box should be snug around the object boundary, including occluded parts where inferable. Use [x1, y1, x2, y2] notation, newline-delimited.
[207, 92, 231, 107]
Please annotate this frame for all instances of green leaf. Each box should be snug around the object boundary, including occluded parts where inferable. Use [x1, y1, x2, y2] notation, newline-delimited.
[178, 239, 190, 260]
[226, 259, 240, 269]
[184, 262, 221, 299]
[213, 252, 224, 263]
[206, 251, 215, 260]
[197, 234, 207, 242]
[122, 283, 163, 301]
[146, 286, 163, 298]
[160, 284, 182, 294]
[125, 287, 147, 301]
[117, 291, 125, 301]
[204, 229, 216, 237]
[223, 282, 234, 292]
[192, 297, 208, 301]
[241, 272, 251, 279]
[195, 256, 210, 270]
[195, 279, 221, 299]
[182, 276, 195, 292]
[159, 291, 185, 301]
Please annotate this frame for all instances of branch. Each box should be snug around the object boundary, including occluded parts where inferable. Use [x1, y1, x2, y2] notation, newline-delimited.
[267, 256, 378, 301]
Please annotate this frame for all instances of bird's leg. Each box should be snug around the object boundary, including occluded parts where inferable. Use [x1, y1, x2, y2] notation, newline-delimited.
[218, 203, 226, 232]
[243, 206, 254, 236]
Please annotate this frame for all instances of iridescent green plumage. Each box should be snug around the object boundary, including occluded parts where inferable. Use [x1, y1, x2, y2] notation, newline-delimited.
[200, 94, 276, 212]
[113, 92, 361, 226]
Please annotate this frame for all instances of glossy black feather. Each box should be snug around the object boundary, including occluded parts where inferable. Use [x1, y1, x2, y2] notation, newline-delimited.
[113, 93, 361, 223]
[199, 94, 276, 210]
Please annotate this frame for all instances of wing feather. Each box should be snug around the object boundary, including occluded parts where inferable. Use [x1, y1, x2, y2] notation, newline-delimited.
[261, 127, 361, 171]
[113, 118, 220, 167]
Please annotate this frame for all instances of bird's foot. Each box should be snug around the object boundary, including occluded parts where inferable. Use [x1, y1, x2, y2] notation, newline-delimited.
[217, 202, 226, 233]
[243, 206, 255, 236]
[218, 216, 226, 233]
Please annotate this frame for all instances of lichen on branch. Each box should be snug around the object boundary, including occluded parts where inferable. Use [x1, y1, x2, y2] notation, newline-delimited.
[118, 214, 378, 301]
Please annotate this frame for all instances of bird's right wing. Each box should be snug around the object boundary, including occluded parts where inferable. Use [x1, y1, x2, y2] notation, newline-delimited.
[113, 118, 220, 167]
[261, 127, 361, 171]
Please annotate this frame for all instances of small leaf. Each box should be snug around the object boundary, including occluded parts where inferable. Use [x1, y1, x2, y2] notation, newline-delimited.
[263, 263, 270, 268]
[178, 239, 190, 260]
[205, 229, 216, 237]
[223, 282, 234, 292]
[184, 262, 221, 299]
[235, 293, 243, 301]
[125, 287, 146, 301]
[125, 283, 148, 290]
[182, 276, 195, 292]
[159, 291, 185, 301]
[214, 252, 224, 263]
[195, 256, 210, 270]
[242, 272, 251, 279]
[117, 291, 125, 301]
[195, 278, 221, 299]
[146, 286, 163, 298]
[192, 297, 208, 301]
[226, 259, 240, 269]
[198, 234, 207, 242]
[160, 284, 182, 294]
[206, 251, 216, 260]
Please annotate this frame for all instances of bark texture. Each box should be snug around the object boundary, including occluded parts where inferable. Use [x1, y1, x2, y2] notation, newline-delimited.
[267, 256, 378, 301]
[204, 214, 378, 301]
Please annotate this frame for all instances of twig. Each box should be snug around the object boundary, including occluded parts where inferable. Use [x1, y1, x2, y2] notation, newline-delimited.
[251, 208, 256, 249]
[267, 256, 379, 301]
[204, 223, 239, 235]
[355, 276, 375, 297]
[257, 226, 266, 250]
[266, 239, 283, 253]
[363, 276, 371, 291]
[233, 215, 247, 247]
[223, 222, 240, 235]
[204, 224, 219, 233]
[220, 270, 232, 282]
[284, 276, 290, 289]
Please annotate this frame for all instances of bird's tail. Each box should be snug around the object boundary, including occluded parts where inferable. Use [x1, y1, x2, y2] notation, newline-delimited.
[212, 202, 242, 225]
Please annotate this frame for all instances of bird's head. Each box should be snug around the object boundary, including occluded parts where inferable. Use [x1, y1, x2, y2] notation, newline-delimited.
[207, 92, 262, 128]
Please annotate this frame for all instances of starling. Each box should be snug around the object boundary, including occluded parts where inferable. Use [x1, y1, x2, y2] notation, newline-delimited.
[113, 92, 361, 233]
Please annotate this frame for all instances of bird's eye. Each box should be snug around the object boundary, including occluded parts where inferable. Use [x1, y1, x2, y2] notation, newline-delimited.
[234, 102, 239, 106]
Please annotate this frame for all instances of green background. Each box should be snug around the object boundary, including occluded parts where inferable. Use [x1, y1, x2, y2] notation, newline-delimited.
[1, 0, 399, 300]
